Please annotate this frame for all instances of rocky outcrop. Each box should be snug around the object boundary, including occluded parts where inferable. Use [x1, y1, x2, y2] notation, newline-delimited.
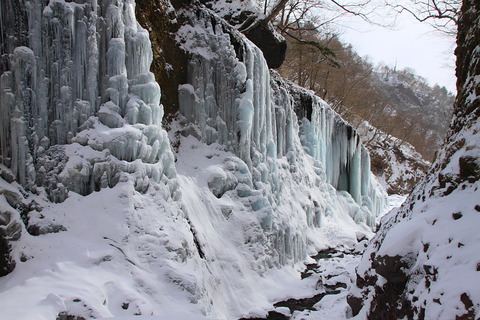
[348, 0, 480, 318]
[242, 21, 286, 69]
[200, 0, 287, 69]
[135, 0, 188, 116]
[356, 122, 430, 195]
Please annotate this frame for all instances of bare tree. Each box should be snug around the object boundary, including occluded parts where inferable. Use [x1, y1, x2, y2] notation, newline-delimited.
[387, 0, 460, 34]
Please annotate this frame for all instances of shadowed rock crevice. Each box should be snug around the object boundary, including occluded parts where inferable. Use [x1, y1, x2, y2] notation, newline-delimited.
[0, 229, 15, 277]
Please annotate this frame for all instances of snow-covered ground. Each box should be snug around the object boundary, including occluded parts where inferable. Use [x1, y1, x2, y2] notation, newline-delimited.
[0, 132, 401, 320]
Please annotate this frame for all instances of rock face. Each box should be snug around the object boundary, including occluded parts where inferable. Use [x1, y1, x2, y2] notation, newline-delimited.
[199, 0, 287, 69]
[356, 122, 430, 195]
[242, 21, 287, 69]
[135, 0, 188, 116]
[348, 0, 480, 318]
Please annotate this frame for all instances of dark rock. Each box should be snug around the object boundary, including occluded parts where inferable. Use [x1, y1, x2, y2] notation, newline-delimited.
[356, 232, 368, 242]
[452, 212, 463, 220]
[347, 294, 363, 316]
[239, 310, 289, 320]
[171, 0, 193, 9]
[273, 293, 327, 312]
[357, 254, 413, 319]
[423, 264, 438, 281]
[423, 242, 430, 252]
[324, 282, 347, 292]
[456, 293, 475, 320]
[459, 155, 480, 181]
[56, 312, 86, 320]
[0, 228, 15, 277]
[373, 255, 409, 284]
[310, 248, 338, 260]
[135, 0, 188, 116]
[460, 293, 473, 309]
[290, 88, 314, 121]
[27, 224, 66, 236]
[301, 263, 318, 279]
[243, 21, 286, 69]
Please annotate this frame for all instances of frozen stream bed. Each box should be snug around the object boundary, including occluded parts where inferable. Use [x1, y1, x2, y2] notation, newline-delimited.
[238, 244, 365, 320]
[239, 194, 406, 320]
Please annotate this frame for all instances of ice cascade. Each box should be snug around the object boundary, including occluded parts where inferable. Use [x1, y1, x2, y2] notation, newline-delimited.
[176, 8, 385, 226]
[0, 0, 177, 202]
[0, 1, 388, 319]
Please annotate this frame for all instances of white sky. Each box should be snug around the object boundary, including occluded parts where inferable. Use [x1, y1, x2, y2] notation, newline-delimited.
[337, 13, 457, 93]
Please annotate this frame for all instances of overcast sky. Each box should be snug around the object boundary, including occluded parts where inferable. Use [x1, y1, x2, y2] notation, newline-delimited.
[337, 13, 457, 93]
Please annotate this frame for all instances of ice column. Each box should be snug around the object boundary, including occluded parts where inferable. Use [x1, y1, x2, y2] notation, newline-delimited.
[295, 93, 386, 220]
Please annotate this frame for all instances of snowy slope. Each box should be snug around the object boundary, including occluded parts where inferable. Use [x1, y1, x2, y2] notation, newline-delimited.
[0, 0, 388, 319]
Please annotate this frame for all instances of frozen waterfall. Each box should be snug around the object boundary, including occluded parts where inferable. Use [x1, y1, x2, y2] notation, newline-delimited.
[0, 1, 387, 319]
[176, 7, 386, 226]
[0, 0, 177, 202]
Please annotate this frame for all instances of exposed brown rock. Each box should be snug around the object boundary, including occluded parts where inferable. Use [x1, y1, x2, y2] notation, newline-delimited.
[135, 0, 188, 116]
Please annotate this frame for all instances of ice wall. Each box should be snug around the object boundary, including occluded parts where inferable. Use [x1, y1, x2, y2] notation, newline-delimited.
[286, 80, 386, 221]
[0, 1, 387, 319]
[176, 8, 385, 226]
[0, 0, 177, 202]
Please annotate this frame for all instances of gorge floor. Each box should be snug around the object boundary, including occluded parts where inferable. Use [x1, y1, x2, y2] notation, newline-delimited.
[239, 245, 365, 320]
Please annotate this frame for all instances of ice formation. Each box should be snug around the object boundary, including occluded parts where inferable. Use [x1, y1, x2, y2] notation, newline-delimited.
[0, 0, 176, 202]
[176, 8, 385, 226]
[0, 1, 387, 319]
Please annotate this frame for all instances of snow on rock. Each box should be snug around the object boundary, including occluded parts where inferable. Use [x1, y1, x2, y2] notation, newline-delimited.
[348, 0, 480, 318]
[356, 121, 430, 195]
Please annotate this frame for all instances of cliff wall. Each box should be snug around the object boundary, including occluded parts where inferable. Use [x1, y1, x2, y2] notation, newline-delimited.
[348, 0, 480, 318]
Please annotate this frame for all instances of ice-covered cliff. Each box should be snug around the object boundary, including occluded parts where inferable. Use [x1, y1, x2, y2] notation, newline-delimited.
[0, 0, 386, 319]
[174, 6, 385, 221]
